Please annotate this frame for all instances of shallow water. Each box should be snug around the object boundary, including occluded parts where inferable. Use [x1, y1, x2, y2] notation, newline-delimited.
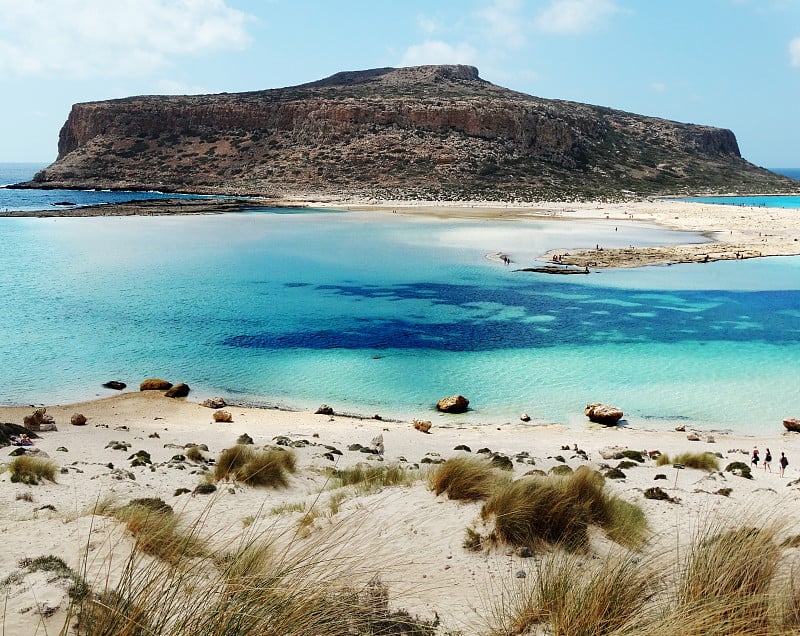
[0, 207, 798, 433]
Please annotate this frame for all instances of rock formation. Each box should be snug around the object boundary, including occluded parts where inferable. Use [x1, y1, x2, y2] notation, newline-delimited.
[140, 378, 173, 391]
[584, 403, 623, 426]
[437, 395, 470, 413]
[20, 65, 797, 200]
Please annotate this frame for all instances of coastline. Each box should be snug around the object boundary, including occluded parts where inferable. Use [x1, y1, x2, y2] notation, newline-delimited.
[3, 195, 799, 268]
[2, 390, 800, 634]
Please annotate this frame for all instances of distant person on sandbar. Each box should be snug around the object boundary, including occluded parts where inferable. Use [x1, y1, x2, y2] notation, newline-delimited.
[780, 452, 789, 477]
[764, 448, 772, 472]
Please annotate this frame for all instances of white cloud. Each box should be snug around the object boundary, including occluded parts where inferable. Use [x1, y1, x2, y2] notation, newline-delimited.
[535, 0, 619, 34]
[791, 37, 800, 67]
[0, 0, 254, 79]
[400, 41, 478, 67]
[651, 81, 667, 92]
[477, 0, 526, 49]
[416, 14, 440, 35]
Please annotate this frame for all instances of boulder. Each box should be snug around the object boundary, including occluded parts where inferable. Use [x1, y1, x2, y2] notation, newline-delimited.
[140, 378, 173, 391]
[213, 410, 233, 423]
[70, 413, 87, 426]
[520, 413, 531, 422]
[103, 380, 126, 390]
[0, 422, 39, 445]
[23, 408, 57, 432]
[164, 382, 190, 398]
[783, 417, 800, 432]
[413, 419, 432, 433]
[584, 403, 623, 425]
[437, 395, 469, 413]
[315, 404, 334, 415]
[201, 397, 227, 409]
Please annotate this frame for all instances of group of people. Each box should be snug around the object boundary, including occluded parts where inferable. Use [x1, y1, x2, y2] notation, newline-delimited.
[9, 434, 33, 446]
[751, 447, 789, 477]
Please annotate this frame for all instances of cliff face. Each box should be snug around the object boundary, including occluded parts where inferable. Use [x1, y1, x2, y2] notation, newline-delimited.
[28, 65, 796, 199]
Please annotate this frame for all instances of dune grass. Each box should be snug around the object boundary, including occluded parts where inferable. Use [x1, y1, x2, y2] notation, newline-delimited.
[487, 520, 800, 636]
[214, 444, 296, 488]
[481, 466, 647, 551]
[429, 456, 508, 501]
[327, 463, 419, 494]
[8, 455, 58, 485]
[656, 452, 720, 471]
[67, 511, 439, 636]
[489, 551, 653, 636]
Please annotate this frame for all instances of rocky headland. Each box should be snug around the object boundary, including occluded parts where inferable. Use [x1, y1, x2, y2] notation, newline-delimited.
[19, 65, 798, 201]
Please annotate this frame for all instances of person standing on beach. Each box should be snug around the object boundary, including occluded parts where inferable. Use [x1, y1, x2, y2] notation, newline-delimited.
[780, 452, 789, 477]
[764, 448, 772, 472]
[751, 447, 760, 468]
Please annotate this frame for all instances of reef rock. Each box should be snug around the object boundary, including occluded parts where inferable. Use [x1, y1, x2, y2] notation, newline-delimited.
[784, 417, 800, 432]
[585, 403, 623, 426]
[140, 378, 173, 391]
[437, 395, 469, 413]
[164, 382, 190, 398]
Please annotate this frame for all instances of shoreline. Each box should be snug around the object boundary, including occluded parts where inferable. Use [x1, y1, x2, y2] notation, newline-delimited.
[2, 195, 799, 268]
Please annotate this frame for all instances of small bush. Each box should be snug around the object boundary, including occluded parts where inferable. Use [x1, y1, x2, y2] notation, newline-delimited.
[113, 502, 206, 564]
[214, 445, 296, 488]
[9, 455, 57, 485]
[330, 463, 417, 493]
[725, 461, 753, 479]
[17, 555, 88, 600]
[185, 445, 204, 462]
[614, 450, 645, 463]
[429, 456, 503, 501]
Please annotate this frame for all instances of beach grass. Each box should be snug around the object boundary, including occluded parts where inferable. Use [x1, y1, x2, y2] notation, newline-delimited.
[214, 444, 296, 488]
[8, 455, 58, 485]
[429, 456, 506, 501]
[481, 466, 647, 551]
[656, 452, 720, 471]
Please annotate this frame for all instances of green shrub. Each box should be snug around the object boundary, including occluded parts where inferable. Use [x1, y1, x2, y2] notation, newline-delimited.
[657, 452, 719, 471]
[725, 461, 753, 479]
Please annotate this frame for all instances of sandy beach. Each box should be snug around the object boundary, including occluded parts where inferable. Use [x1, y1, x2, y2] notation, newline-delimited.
[2, 389, 800, 634]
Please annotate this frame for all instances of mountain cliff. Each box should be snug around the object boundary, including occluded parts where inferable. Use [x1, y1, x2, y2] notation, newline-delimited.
[24, 65, 797, 200]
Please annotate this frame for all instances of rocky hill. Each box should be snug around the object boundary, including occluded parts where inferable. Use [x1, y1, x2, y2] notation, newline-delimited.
[23, 65, 798, 200]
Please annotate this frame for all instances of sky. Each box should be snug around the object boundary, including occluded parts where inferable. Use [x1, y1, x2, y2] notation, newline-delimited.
[1, 0, 800, 168]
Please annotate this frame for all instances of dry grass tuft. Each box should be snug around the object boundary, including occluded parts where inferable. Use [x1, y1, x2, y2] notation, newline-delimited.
[429, 456, 506, 501]
[9, 455, 58, 485]
[481, 466, 647, 550]
[657, 452, 720, 471]
[328, 463, 419, 494]
[214, 444, 296, 488]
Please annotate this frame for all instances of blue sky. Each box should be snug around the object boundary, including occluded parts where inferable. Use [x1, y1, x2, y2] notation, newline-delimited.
[1, 0, 800, 167]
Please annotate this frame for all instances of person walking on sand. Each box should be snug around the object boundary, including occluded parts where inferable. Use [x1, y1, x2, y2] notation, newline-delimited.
[751, 447, 760, 468]
[764, 448, 772, 472]
[780, 452, 789, 477]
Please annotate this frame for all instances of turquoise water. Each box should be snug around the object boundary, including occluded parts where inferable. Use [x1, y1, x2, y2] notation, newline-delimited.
[1, 209, 798, 432]
[2, 163, 800, 432]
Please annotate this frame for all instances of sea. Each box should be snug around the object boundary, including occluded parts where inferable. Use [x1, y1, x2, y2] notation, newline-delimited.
[2, 162, 799, 433]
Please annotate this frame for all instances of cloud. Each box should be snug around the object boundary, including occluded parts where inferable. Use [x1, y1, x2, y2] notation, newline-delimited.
[791, 37, 800, 67]
[416, 14, 440, 35]
[535, 0, 619, 34]
[477, 0, 526, 49]
[400, 41, 478, 67]
[651, 81, 667, 92]
[0, 0, 254, 79]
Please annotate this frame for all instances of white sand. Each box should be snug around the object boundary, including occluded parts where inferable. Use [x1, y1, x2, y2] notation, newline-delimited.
[2, 391, 799, 634]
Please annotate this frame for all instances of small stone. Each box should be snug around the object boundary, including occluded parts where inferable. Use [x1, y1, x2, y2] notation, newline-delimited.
[675, 425, 686, 432]
[201, 397, 227, 409]
[103, 381, 126, 390]
[315, 404, 334, 415]
[70, 413, 87, 426]
[520, 413, 531, 422]
[213, 410, 233, 423]
[413, 419, 432, 433]
[687, 432, 701, 441]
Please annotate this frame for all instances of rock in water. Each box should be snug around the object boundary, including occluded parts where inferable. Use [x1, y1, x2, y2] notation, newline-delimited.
[315, 404, 334, 415]
[437, 395, 469, 413]
[164, 382, 190, 398]
[103, 380, 126, 390]
[201, 397, 227, 409]
[783, 417, 800, 432]
[584, 403, 623, 425]
[140, 378, 173, 391]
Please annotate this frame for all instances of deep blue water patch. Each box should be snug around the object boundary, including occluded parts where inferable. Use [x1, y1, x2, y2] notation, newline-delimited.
[224, 280, 800, 351]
